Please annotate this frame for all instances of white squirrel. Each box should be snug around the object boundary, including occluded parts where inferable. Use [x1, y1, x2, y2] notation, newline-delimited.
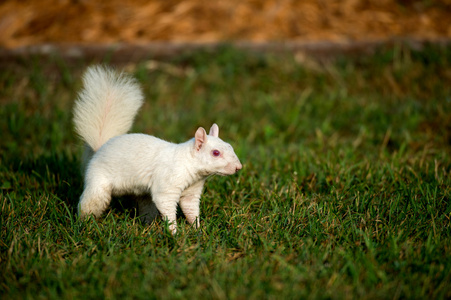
[73, 65, 242, 234]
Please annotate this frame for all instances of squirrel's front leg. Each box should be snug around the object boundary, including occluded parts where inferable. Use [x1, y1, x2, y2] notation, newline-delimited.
[179, 180, 205, 229]
[152, 191, 180, 235]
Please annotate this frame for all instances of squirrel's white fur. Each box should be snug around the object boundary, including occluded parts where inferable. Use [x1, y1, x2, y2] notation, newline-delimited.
[73, 65, 242, 234]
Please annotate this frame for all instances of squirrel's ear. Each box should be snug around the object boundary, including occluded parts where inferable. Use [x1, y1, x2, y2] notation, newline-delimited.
[209, 123, 219, 137]
[194, 127, 207, 151]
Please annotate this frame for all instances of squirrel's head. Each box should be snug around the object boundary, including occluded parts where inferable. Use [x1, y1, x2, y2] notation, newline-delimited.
[192, 124, 242, 176]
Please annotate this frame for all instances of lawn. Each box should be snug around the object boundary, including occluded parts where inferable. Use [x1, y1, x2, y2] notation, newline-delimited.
[1, 44, 451, 299]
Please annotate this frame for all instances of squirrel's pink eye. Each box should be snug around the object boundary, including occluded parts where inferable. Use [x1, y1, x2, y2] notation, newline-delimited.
[212, 150, 221, 157]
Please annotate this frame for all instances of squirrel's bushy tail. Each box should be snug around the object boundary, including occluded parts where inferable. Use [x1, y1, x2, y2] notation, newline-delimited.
[73, 66, 144, 152]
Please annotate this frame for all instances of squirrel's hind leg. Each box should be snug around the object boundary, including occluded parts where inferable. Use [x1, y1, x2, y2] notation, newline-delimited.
[78, 183, 112, 219]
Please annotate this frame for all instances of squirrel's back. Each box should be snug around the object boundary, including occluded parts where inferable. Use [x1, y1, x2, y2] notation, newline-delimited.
[73, 65, 144, 152]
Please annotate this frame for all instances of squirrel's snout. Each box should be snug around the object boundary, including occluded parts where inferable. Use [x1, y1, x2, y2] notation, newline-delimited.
[224, 160, 242, 175]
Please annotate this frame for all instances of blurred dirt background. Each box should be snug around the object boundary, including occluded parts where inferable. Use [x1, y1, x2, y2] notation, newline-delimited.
[1, 0, 451, 49]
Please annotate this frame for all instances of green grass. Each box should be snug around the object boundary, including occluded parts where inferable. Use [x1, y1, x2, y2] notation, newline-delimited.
[1, 44, 451, 299]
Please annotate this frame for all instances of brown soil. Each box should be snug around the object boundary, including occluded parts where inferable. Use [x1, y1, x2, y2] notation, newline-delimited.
[1, 0, 450, 49]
